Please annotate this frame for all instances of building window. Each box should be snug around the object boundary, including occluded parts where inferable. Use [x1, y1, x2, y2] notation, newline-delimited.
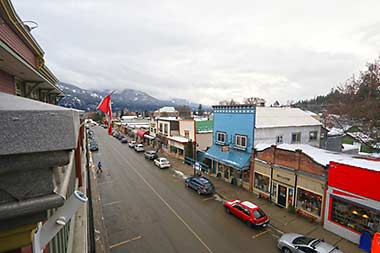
[297, 188, 322, 217]
[276, 135, 283, 144]
[291, 132, 301, 143]
[164, 124, 168, 135]
[184, 130, 189, 139]
[216, 131, 226, 144]
[309, 131, 318, 141]
[235, 134, 247, 149]
[254, 173, 270, 193]
[159, 123, 163, 133]
[330, 197, 380, 234]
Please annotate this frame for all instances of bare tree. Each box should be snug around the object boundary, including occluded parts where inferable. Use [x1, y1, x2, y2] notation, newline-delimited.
[328, 57, 380, 151]
[243, 97, 266, 106]
[219, 99, 239, 105]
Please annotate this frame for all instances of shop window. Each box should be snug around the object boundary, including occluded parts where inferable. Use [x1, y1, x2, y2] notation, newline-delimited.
[330, 197, 380, 234]
[242, 170, 250, 183]
[297, 188, 322, 217]
[216, 131, 226, 144]
[276, 135, 283, 144]
[159, 123, 163, 133]
[288, 188, 294, 206]
[254, 173, 270, 193]
[291, 132, 301, 143]
[170, 145, 177, 154]
[235, 134, 247, 149]
[272, 182, 277, 198]
[309, 131, 318, 141]
[15, 80, 23, 96]
[178, 148, 184, 156]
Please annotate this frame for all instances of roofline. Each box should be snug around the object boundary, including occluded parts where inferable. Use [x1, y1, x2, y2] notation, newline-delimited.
[212, 104, 256, 109]
[255, 124, 322, 129]
[1, 0, 45, 56]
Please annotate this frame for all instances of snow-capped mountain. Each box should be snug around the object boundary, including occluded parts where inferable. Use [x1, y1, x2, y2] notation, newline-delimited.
[57, 82, 204, 112]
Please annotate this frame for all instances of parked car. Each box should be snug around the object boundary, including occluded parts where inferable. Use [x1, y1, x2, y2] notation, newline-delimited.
[277, 233, 343, 253]
[89, 142, 98, 151]
[223, 200, 269, 228]
[144, 150, 158, 160]
[154, 157, 170, 169]
[128, 141, 136, 148]
[117, 134, 124, 140]
[121, 137, 128, 143]
[185, 176, 215, 195]
[134, 144, 144, 152]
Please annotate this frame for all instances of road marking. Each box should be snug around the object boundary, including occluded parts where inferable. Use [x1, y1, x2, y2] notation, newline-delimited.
[202, 197, 215, 201]
[98, 181, 113, 185]
[269, 225, 284, 235]
[103, 201, 121, 206]
[111, 145, 213, 253]
[109, 235, 142, 249]
[252, 229, 271, 239]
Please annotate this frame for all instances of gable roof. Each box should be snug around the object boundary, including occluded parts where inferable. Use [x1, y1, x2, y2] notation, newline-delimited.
[255, 107, 322, 128]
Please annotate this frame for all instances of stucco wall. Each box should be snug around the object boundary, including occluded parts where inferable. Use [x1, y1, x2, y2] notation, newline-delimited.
[179, 120, 195, 141]
[196, 132, 212, 151]
[254, 125, 321, 147]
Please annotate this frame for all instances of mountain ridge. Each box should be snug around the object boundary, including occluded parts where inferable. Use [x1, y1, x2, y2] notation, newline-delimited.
[57, 82, 206, 112]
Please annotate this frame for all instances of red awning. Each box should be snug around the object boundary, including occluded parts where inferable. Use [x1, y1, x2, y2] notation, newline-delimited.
[137, 130, 147, 138]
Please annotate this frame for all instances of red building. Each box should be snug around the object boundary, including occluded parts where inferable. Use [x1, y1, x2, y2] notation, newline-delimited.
[324, 161, 380, 244]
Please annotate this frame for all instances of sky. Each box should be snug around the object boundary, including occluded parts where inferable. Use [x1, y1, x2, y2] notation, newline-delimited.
[13, 0, 380, 105]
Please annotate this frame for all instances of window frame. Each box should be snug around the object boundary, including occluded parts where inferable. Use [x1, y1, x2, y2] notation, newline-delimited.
[309, 131, 318, 142]
[216, 131, 227, 144]
[276, 135, 283, 144]
[291, 132, 301, 143]
[235, 134, 248, 149]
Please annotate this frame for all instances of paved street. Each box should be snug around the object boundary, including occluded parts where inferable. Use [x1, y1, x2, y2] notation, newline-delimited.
[92, 126, 282, 253]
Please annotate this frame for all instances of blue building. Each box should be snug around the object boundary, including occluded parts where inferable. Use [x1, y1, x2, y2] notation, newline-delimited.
[204, 105, 256, 188]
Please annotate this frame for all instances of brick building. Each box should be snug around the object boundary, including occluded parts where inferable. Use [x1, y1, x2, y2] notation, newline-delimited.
[251, 144, 328, 222]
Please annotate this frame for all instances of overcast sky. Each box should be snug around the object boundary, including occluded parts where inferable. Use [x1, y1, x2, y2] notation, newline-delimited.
[13, 0, 380, 105]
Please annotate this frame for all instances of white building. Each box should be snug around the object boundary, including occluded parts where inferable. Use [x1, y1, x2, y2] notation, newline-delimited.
[254, 107, 322, 147]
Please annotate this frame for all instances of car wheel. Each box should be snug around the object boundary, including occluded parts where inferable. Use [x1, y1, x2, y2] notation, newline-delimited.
[225, 207, 230, 214]
[197, 189, 202, 195]
[185, 182, 189, 187]
[282, 247, 291, 253]
[246, 220, 253, 228]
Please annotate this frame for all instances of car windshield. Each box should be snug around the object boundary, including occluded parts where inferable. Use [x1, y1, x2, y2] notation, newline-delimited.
[204, 182, 212, 188]
[161, 159, 168, 162]
[293, 236, 315, 245]
[253, 208, 265, 219]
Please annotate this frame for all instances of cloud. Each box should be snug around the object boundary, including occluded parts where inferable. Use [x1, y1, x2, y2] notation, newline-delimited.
[13, 0, 380, 105]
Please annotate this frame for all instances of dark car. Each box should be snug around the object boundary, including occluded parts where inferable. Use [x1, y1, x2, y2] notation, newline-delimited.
[121, 137, 128, 143]
[117, 134, 124, 140]
[185, 176, 215, 195]
[144, 150, 158, 160]
[89, 142, 98, 151]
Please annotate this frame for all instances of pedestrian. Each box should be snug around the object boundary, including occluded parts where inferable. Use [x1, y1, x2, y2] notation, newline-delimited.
[97, 161, 103, 173]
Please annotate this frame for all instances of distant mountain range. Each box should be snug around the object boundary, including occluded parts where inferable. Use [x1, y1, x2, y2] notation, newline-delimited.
[57, 82, 205, 112]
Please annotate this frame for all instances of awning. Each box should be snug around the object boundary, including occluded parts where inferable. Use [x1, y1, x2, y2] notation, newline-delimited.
[137, 130, 147, 138]
[204, 145, 251, 170]
[144, 135, 155, 140]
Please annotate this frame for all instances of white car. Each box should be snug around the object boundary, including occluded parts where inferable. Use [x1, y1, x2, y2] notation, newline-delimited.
[128, 141, 136, 148]
[134, 144, 144, 152]
[154, 157, 171, 169]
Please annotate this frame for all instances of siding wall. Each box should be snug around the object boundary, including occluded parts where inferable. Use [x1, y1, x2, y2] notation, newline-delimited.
[0, 17, 37, 67]
[179, 120, 195, 141]
[255, 125, 321, 147]
[0, 69, 14, 94]
[196, 132, 212, 151]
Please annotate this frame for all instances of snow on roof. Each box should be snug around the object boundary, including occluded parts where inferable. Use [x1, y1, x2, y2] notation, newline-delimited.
[167, 135, 189, 143]
[342, 144, 359, 151]
[158, 106, 176, 112]
[241, 201, 258, 209]
[328, 127, 344, 136]
[255, 143, 380, 172]
[255, 107, 322, 128]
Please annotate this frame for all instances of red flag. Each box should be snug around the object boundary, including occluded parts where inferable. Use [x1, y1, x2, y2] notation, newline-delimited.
[97, 93, 113, 135]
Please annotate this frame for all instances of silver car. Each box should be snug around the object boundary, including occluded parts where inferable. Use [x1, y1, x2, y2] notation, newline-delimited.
[277, 233, 343, 253]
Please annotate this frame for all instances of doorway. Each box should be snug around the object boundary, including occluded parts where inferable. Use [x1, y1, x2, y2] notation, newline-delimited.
[278, 184, 287, 207]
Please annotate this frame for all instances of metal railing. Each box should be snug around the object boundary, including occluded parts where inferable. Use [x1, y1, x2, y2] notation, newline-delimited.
[184, 156, 210, 173]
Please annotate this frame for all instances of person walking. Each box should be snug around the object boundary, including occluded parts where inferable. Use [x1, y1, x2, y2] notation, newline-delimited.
[97, 161, 103, 173]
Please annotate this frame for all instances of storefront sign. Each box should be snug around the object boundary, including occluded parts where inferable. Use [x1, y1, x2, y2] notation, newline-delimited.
[221, 145, 229, 152]
[276, 174, 291, 182]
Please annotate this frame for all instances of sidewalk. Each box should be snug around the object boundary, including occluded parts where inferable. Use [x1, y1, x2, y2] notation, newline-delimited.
[160, 152, 365, 253]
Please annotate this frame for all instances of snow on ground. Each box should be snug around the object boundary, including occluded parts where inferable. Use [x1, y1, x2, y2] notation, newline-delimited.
[173, 170, 188, 180]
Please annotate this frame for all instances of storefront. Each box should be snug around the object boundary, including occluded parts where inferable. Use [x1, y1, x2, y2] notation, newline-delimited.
[324, 161, 380, 244]
[253, 160, 271, 197]
[144, 134, 155, 146]
[271, 166, 296, 208]
[167, 136, 189, 160]
[205, 145, 251, 188]
[137, 129, 147, 143]
[296, 173, 325, 220]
